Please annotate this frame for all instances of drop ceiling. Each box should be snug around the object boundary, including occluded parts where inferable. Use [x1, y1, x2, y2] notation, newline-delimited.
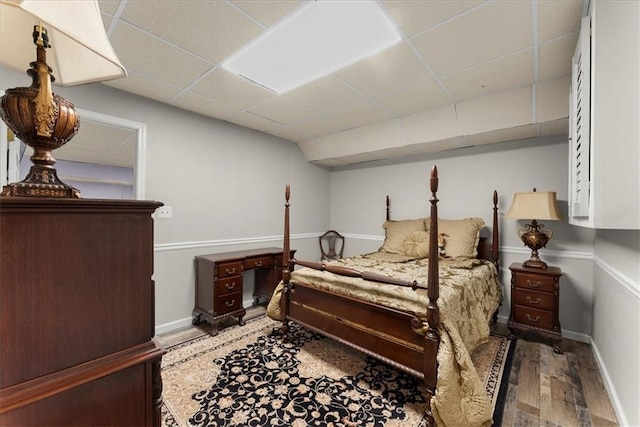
[92, 0, 583, 168]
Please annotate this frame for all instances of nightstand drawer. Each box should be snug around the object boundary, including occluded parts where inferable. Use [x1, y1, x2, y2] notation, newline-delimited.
[513, 289, 554, 310]
[216, 261, 243, 278]
[513, 272, 555, 292]
[244, 256, 273, 270]
[215, 292, 242, 314]
[513, 305, 554, 329]
[216, 276, 242, 296]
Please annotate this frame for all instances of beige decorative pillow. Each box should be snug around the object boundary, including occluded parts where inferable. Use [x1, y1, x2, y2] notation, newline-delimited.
[403, 230, 430, 259]
[379, 219, 426, 255]
[438, 217, 485, 258]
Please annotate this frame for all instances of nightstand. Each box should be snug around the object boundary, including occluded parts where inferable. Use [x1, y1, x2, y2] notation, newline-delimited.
[508, 262, 563, 353]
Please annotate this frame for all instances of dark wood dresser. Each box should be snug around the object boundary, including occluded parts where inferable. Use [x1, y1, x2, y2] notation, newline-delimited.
[193, 247, 296, 334]
[508, 262, 563, 353]
[0, 197, 165, 426]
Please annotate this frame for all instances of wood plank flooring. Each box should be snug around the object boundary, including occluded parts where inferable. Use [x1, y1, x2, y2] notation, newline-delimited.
[158, 310, 619, 426]
[496, 322, 618, 426]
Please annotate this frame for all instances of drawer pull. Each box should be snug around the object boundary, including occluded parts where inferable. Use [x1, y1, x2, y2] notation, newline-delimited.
[526, 279, 542, 288]
[526, 296, 541, 304]
[225, 282, 236, 290]
[225, 267, 236, 275]
[254, 261, 263, 267]
[225, 300, 235, 307]
[526, 314, 541, 323]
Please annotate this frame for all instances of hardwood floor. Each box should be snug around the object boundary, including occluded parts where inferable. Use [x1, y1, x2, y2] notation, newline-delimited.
[495, 323, 619, 426]
[158, 310, 619, 426]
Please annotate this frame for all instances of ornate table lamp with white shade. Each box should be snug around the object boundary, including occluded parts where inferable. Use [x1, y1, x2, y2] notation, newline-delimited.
[0, 0, 126, 197]
[505, 189, 563, 270]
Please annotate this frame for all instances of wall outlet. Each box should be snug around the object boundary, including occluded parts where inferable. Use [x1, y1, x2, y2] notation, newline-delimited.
[157, 206, 172, 219]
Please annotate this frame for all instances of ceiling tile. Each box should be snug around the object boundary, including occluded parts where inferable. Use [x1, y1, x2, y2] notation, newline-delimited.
[284, 75, 368, 113]
[297, 138, 327, 161]
[276, 115, 350, 142]
[412, 1, 533, 76]
[536, 76, 570, 123]
[382, 0, 482, 36]
[189, 68, 274, 110]
[330, 100, 394, 129]
[354, 120, 404, 152]
[99, 0, 120, 16]
[248, 97, 318, 125]
[457, 87, 533, 134]
[375, 79, 452, 117]
[400, 104, 460, 145]
[170, 92, 240, 122]
[119, 0, 263, 63]
[336, 42, 433, 98]
[539, 118, 569, 137]
[227, 112, 285, 135]
[318, 130, 361, 158]
[536, 0, 583, 43]
[441, 49, 534, 101]
[110, 22, 213, 88]
[102, 71, 183, 103]
[538, 33, 577, 81]
[230, 0, 299, 26]
[466, 125, 537, 146]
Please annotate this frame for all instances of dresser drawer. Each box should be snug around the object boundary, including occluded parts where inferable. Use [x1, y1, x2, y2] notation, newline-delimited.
[216, 261, 243, 278]
[513, 289, 554, 311]
[513, 305, 554, 329]
[513, 272, 555, 293]
[216, 276, 242, 296]
[244, 256, 273, 270]
[215, 292, 242, 314]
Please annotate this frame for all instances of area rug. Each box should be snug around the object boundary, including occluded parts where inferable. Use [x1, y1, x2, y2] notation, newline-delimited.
[161, 315, 515, 427]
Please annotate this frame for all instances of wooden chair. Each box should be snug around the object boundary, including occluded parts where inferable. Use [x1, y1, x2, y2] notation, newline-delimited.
[319, 230, 345, 260]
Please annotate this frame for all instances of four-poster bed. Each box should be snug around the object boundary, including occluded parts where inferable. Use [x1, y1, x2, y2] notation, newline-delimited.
[267, 165, 502, 427]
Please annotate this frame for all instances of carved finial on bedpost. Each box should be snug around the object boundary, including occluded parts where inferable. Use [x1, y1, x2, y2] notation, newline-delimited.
[492, 190, 499, 269]
[282, 184, 292, 335]
[425, 165, 440, 426]
[386, 195, 390, 221]
[283, 184, 291, 283]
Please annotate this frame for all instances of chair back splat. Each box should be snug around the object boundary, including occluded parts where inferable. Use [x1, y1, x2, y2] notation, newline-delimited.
[319, 230, 344, 260]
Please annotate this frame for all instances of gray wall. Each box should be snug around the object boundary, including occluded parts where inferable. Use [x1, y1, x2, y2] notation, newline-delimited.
[1, 66, 331, 333]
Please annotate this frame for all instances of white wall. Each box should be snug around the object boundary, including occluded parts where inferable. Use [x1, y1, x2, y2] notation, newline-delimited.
[592, 230, 640, 427]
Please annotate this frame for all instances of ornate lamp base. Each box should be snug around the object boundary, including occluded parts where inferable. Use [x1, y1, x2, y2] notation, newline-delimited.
[1, 165, 80, 198]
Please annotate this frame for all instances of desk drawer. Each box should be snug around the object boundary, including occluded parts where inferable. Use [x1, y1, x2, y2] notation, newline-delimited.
[216, 276, 242, 296]
[513, 289, 554, 311]
[244, 256, 273, 270]
[513, 305, 553, 329]
[513, 273, 555, 293]
[216, 261, 243, 278]
[215, 292, 242, 314]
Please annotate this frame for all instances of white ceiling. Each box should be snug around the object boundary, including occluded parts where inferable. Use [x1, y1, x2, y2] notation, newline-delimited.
[83, 0, 583, 168]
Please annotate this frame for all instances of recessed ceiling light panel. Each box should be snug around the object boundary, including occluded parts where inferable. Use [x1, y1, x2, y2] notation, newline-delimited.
[221, 1, 401, 93]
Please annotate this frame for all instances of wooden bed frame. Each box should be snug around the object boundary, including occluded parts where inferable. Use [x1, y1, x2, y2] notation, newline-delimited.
[279, 165, 499, 426]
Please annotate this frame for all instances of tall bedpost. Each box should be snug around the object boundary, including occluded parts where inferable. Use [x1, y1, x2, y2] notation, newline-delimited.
[492, 190, 500, 269]
[281, 184, 291, 334]
[386, 195, 390, 221]
[424, 165, 440, 427]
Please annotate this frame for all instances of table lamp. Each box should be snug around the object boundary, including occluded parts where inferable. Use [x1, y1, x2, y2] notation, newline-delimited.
[0, 0, 126, 198]
[505, 189, 562, 269]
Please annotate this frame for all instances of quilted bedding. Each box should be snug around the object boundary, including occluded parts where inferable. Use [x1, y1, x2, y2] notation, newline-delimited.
[267, 253, 502, 427]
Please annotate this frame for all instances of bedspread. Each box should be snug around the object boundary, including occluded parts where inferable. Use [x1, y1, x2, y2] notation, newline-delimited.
[267, 254, 502, 427]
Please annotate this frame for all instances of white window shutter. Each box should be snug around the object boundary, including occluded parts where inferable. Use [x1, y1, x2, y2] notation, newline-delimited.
[569, 16, 591, 218]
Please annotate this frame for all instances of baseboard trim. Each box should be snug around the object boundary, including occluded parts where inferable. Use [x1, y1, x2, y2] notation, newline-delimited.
[495, 314, 590, 344]
[590, 339, 629, 426]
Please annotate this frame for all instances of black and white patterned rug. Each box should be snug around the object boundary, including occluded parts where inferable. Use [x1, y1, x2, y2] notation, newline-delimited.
[161, 315, 513, 427]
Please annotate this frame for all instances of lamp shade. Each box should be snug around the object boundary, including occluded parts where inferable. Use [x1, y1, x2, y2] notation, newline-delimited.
[505, 191, 562, 220]
[0, 0, 126, 86]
